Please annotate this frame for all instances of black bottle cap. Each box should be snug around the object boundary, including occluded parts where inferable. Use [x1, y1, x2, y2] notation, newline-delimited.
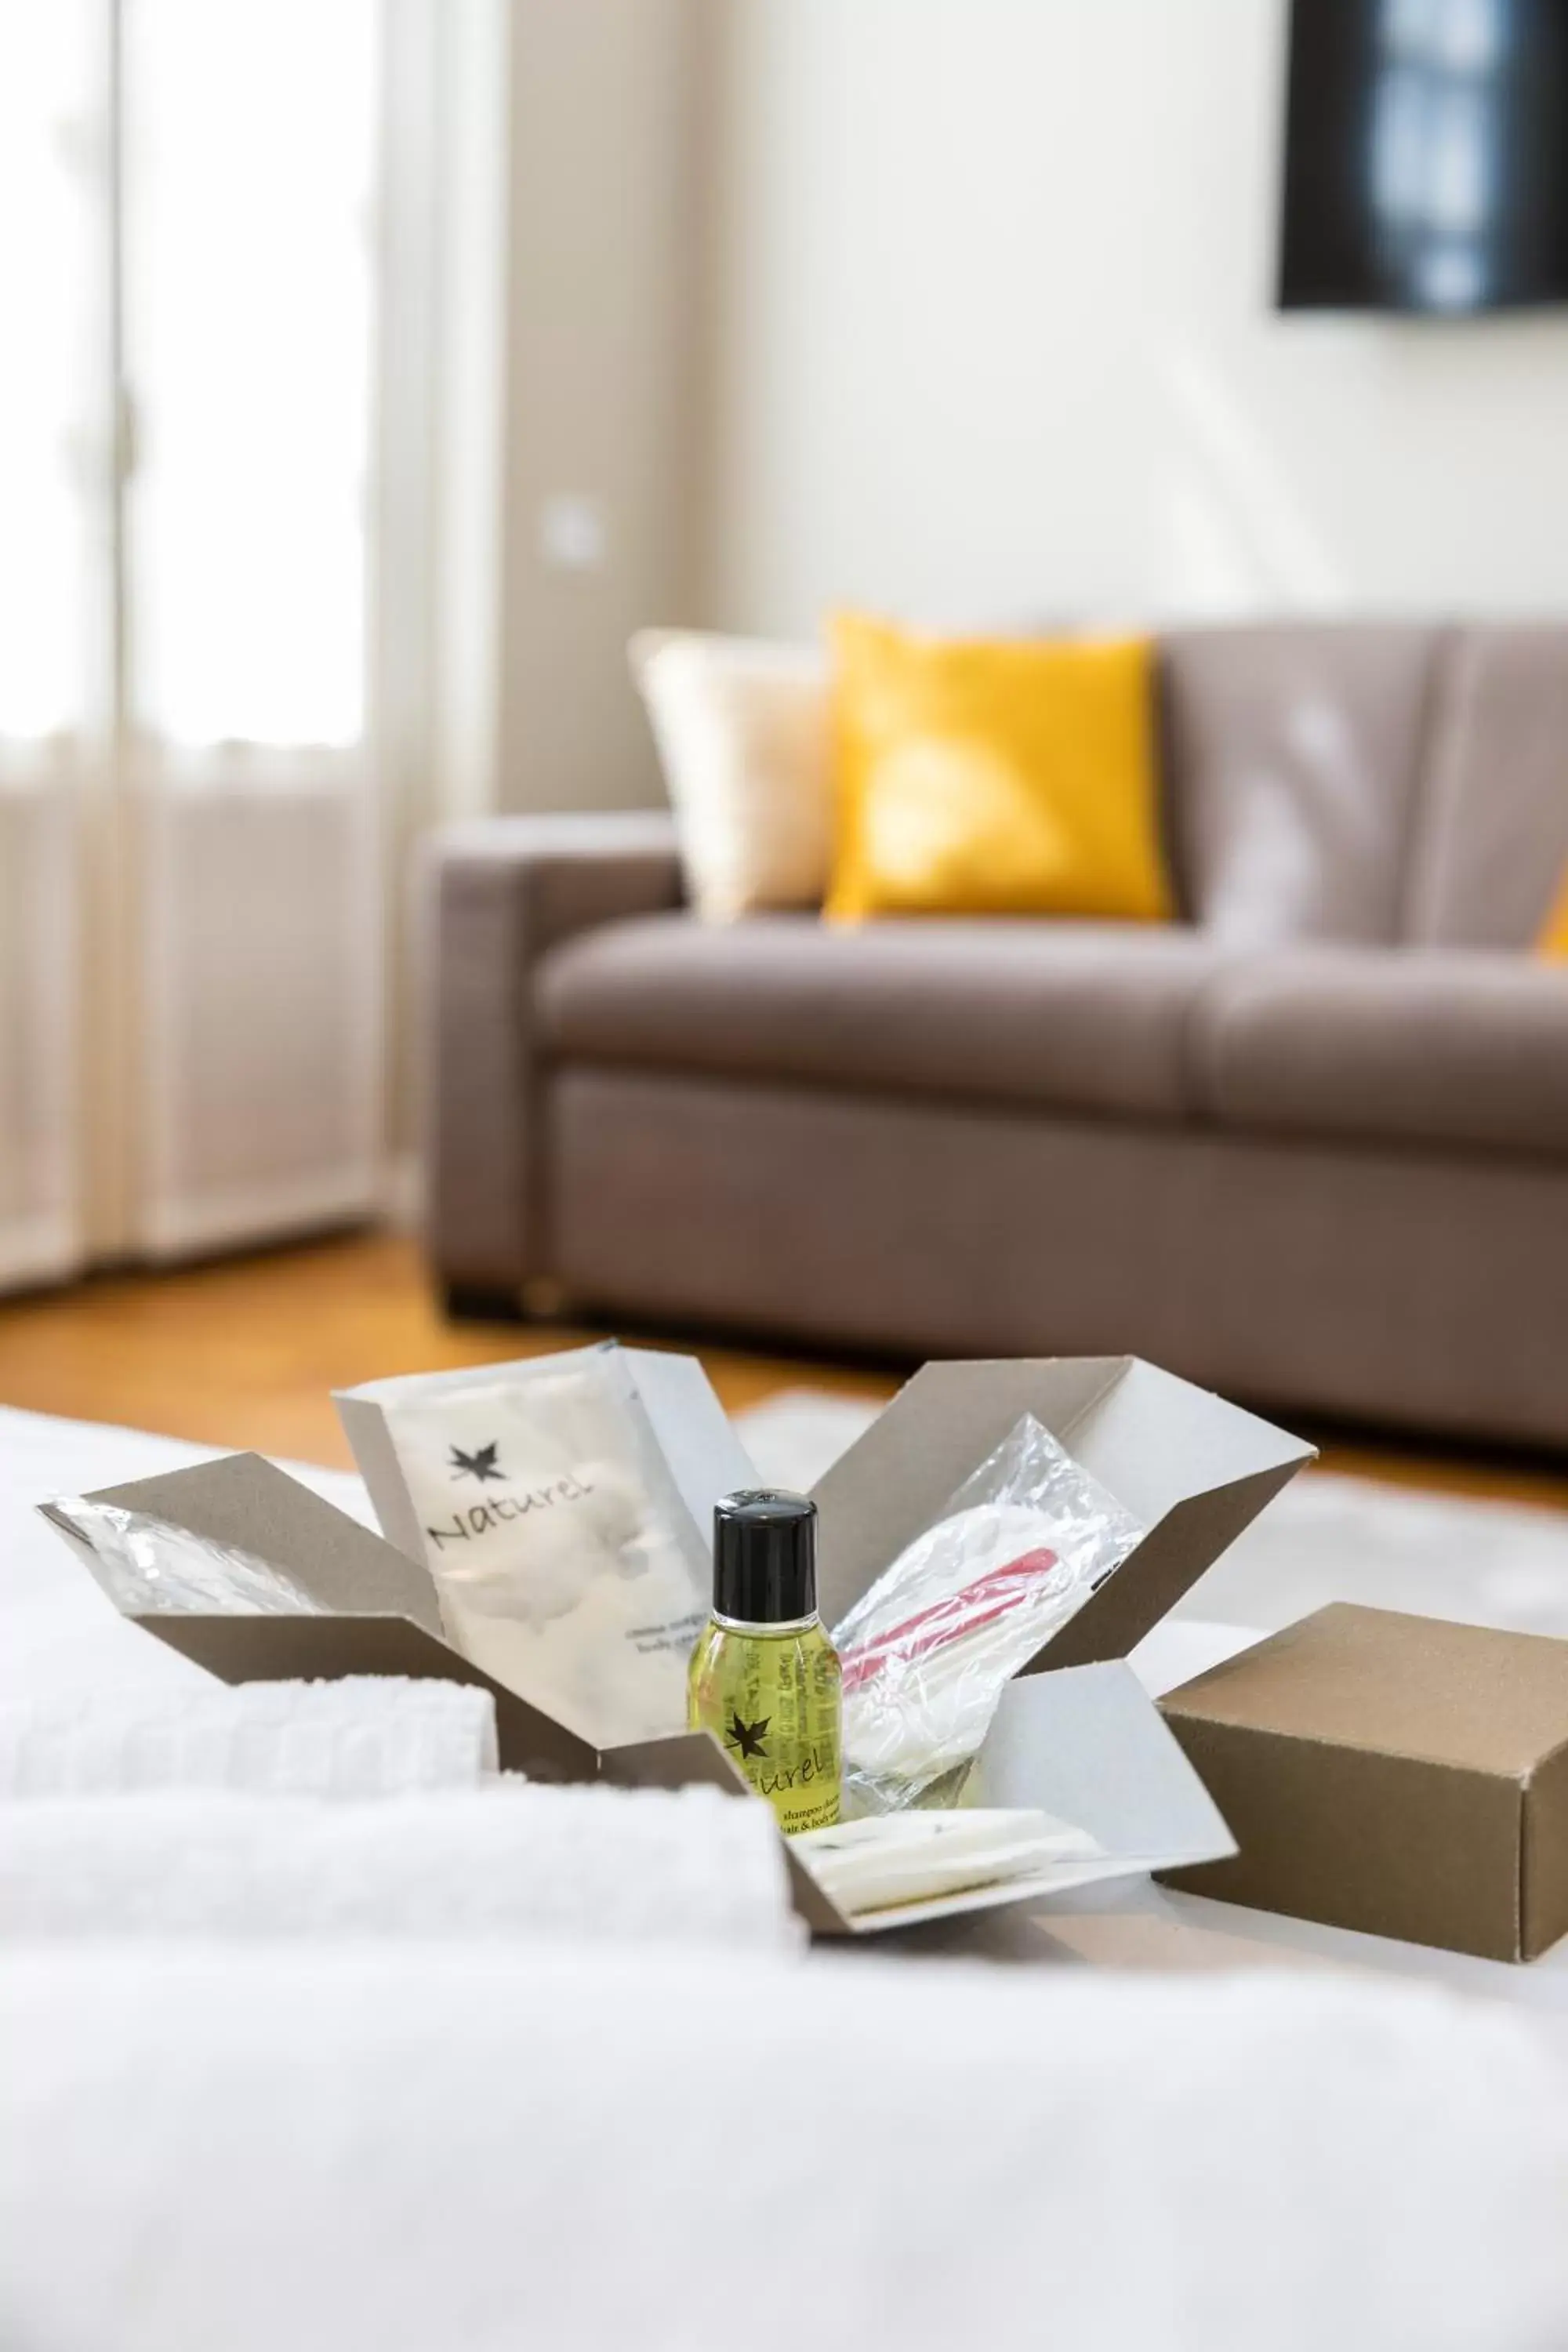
[713, 1489, 818, 1625]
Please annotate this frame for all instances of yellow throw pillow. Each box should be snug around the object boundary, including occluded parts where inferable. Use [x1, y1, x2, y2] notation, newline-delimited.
[825, 614, 1174, 924]
[1538, 867, 1568, 959]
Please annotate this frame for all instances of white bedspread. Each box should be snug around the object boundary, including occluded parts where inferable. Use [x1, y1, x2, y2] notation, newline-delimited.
[3, 1942, 1567, 2352]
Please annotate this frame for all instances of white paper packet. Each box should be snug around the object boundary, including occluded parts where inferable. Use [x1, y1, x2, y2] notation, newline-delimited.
[379, 1345, 714, 1747]
[793, 1808, 1105, 1916]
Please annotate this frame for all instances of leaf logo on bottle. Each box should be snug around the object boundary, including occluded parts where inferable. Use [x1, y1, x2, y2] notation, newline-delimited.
[725, 1711, 771, 1761]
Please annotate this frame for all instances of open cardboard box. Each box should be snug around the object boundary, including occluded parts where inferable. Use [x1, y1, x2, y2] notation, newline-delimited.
[40, 1353, 1315, 1936]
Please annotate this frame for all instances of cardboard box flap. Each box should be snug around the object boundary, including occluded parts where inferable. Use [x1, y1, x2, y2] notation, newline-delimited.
[1039, 1465, 1306, 1670]
[598, 1728, 748, 1797]
[329, 1396, 431, 1577]
[815, 1664, 1236, 1937]
[965, 1662, 1236, 1871]
[49, 1453, 445, 1636]
[811, 1356, 1316, 1646]
[1059, 1356, 1312, 1529]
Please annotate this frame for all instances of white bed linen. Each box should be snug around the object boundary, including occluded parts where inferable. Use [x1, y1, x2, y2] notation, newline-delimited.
[2, 1943, 1566, 2352]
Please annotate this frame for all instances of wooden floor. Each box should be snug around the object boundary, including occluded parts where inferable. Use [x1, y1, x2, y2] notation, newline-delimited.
[0, 1229, 1564, 1512]
[0, 1233, 893, 1472]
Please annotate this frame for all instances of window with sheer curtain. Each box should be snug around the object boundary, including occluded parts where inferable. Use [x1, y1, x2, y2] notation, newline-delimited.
[0, 0, 375, 752]
[0, 0, 383, 1277]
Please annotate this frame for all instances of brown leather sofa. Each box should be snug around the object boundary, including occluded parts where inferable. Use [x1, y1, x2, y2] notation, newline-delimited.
[424, 623, 1568, 1449]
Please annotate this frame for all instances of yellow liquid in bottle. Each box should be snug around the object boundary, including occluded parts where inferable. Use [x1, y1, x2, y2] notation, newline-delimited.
[688, 1613, 842, 1832]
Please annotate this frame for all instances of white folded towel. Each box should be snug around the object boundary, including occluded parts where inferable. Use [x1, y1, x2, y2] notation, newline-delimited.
[0, 1783, 797, 1950]
[0, 1677, 499, 1798]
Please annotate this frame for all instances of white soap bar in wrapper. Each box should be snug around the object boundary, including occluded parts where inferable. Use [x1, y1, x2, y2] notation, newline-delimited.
[381, 1345, 712, 1748]
[794, 1808, 1105, 1917]
[832, 1414, 1145, 1813]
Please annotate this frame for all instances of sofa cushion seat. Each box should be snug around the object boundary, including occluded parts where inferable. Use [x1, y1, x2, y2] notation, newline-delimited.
[537, 913, 1240, 1123]
[1192, 949, 1568, 1160]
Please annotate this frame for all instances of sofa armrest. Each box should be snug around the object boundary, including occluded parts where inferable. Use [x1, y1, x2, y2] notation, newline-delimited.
[421, 811, 684, 1294]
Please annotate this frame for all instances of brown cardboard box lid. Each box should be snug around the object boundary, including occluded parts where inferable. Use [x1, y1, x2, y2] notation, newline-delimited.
[1159, 1603, 1568, 1962]
[1163, 1603, 1568, 1775]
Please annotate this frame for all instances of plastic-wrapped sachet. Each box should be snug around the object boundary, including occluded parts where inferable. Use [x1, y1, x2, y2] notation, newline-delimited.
[42, 1499, 326, 1617]
[832, 1414, 1144, 1813]
[382, 1344, 711, 1747]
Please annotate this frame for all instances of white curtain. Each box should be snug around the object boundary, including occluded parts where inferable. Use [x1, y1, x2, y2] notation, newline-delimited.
[0, 1, 101, 1284]
[0, 0, 385, 1283]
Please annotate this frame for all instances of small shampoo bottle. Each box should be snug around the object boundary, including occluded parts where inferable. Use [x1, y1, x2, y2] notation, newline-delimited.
[688, 1490, 842, 1832]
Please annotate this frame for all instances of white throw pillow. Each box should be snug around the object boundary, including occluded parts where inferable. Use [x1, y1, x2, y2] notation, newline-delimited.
[630, 629, 832, 920]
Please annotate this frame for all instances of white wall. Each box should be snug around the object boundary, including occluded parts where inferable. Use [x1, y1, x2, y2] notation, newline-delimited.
[497, 0, 710, 811]
[704, 0, 1568, 639]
